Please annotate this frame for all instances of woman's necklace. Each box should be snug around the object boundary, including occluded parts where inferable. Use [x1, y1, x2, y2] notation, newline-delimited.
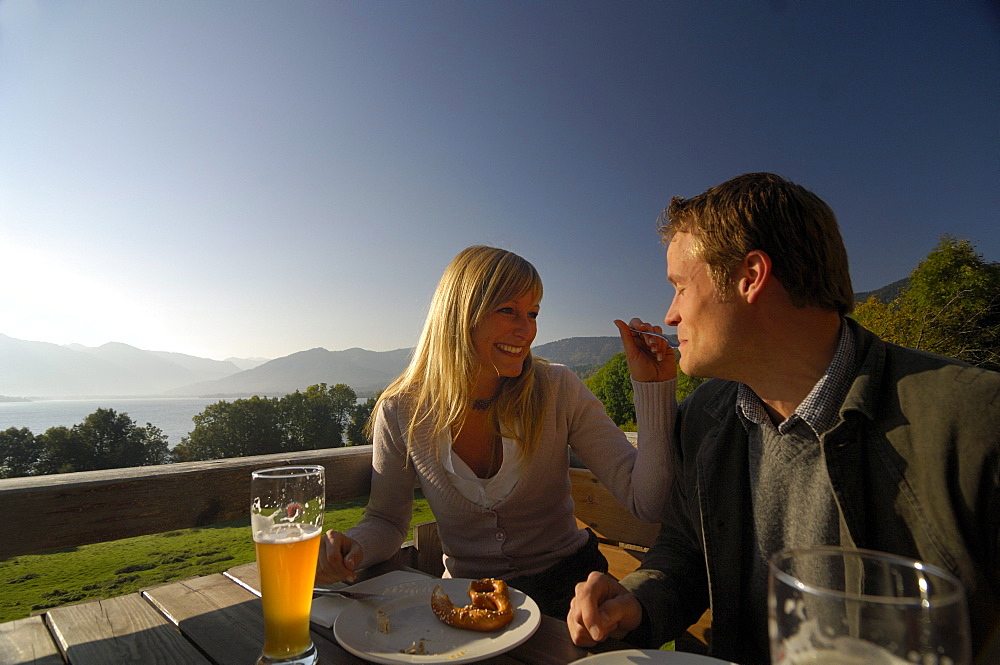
[471, 394, 499, 410]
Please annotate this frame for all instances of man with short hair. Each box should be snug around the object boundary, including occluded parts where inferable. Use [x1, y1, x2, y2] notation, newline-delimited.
[567, 173, 1000, 664]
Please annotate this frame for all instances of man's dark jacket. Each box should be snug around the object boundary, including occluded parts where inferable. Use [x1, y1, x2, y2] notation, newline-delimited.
[622, 319, 1000, 664]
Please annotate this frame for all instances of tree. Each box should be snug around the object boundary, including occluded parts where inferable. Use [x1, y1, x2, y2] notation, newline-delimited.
[585, 353, 636, 427]
[281, 383, 357, 450]
[585, 351, 709, 428]
[854, 235, 1000, 370]
[676, 369, 708, 402]
[172, 384, 360, 462]
[347, 396, 377, 446]
[35, 426, 81, 475]
[33, 410, 169, 474]
[76, 409, 170, 470]
[173, 396, 286, 462]
[0, 427, 42, 478]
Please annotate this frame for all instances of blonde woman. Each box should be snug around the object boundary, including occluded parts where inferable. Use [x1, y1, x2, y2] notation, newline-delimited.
[316, 245, 676, 617]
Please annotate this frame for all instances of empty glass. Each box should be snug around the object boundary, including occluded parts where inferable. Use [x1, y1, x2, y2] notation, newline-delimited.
[769, 546, 971, 665]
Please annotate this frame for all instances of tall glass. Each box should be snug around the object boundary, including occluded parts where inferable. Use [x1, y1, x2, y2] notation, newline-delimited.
[251, 465, 325, 665]
[769, 546, 971, 665]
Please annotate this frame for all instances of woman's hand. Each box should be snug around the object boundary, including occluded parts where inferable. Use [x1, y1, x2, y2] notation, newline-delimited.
[315, 529, 364, 584]
[614, 318, 677, 383]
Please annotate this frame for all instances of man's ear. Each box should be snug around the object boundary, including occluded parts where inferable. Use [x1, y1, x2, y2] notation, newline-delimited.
[738, 250, 771, 304]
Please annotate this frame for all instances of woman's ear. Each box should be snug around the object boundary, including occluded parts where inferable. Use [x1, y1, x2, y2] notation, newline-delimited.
[738, 250, 772, 304]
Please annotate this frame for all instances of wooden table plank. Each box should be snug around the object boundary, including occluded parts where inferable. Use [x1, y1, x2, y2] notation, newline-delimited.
[223, 562, 260, 595]
[509, 622, 591, 665]
[225, 558, 417, 598]
[507, 616, 640, 665]
[143, 574, 266, 665]
[145, 573, 368, 665]
[0, 615, 63, 665]
[45, 594, 209, 665]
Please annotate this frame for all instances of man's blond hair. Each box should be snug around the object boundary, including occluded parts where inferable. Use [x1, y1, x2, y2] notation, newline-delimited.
[658, 172, 854, 315]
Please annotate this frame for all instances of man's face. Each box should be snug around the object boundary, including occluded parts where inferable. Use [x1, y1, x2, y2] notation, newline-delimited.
[664, 232, 743, 379]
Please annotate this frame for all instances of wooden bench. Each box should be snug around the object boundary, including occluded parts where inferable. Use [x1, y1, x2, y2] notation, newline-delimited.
[569, 467, 659, 579]
[569, 467, 711, 653]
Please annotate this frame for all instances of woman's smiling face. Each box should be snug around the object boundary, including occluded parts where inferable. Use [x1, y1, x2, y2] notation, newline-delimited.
[471, 291, 539, 384]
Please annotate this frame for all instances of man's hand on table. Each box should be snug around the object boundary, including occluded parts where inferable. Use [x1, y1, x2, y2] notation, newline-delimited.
[567, 571, 643, 646]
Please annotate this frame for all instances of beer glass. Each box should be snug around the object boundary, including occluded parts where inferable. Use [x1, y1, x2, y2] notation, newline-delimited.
[251, 465, 325, 665]
[769, 546, 971, 665]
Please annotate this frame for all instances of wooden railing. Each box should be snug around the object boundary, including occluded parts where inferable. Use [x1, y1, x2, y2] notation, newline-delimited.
[0, 443, 661, 560]
[0, 446, 375, 559]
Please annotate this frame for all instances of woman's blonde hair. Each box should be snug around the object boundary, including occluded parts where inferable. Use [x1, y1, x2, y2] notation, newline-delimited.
[371, 245, 549, 463]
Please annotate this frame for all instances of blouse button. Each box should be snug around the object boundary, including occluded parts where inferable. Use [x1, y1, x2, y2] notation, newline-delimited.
[495, 531, 505, 542]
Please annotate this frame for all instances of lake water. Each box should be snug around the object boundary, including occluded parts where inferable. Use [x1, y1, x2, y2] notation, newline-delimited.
[0, 397, 225, 448]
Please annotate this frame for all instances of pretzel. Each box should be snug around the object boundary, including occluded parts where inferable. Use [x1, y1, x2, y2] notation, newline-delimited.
[430, 578, 514, 632]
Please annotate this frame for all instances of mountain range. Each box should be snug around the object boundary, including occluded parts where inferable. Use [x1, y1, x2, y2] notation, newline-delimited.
[854, 278, 908, 305]
[0, 333, 643, 400]
[0, 281, 902, 400]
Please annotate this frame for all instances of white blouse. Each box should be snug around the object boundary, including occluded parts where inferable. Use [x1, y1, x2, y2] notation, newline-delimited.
[438, 431, 523, 508]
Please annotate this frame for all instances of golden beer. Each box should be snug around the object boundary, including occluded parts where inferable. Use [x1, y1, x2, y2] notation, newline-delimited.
[251, 465, 324, 665]
[255, 524, 322, 660]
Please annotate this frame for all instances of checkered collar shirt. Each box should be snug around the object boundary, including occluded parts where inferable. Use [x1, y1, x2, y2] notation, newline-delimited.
[737, 319, 856, 437]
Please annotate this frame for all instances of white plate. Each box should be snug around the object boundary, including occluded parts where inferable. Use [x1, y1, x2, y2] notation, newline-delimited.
[574, 649, 738, 665]
[333, 578, 541, 664]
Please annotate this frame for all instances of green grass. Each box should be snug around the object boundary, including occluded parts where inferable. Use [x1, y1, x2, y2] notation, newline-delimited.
[0, 493, 434, 624]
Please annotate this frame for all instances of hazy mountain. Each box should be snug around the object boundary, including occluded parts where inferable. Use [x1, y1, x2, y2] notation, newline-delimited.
[169, 337, 650, 397]
[67, 343, 239, 391]
[0, 334, 133, 397]
[1, 331, 638, 399]
[533, 336, 627, 366]
[0, 334, 248, 398]
[855, 278, 908, 304]
[168, 347, 414, 396]
[225, 356, 270, 371]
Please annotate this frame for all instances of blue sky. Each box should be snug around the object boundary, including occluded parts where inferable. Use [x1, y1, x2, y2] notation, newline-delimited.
[1, 1, 997, 360]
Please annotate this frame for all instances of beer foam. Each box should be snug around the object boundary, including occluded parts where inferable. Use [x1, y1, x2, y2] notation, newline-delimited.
[253, 521, 322, 544]
[777, 617, 955, 665]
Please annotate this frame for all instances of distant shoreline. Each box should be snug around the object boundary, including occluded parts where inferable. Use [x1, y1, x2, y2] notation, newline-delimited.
[0, 396, 231, 448]
[0, 393, 266, 403]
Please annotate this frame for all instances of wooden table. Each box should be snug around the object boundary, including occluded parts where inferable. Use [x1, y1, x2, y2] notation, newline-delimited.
[0, 560, 635, 665]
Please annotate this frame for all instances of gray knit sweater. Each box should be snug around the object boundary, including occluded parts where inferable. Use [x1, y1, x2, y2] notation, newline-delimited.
[346, 363, 676, 579]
